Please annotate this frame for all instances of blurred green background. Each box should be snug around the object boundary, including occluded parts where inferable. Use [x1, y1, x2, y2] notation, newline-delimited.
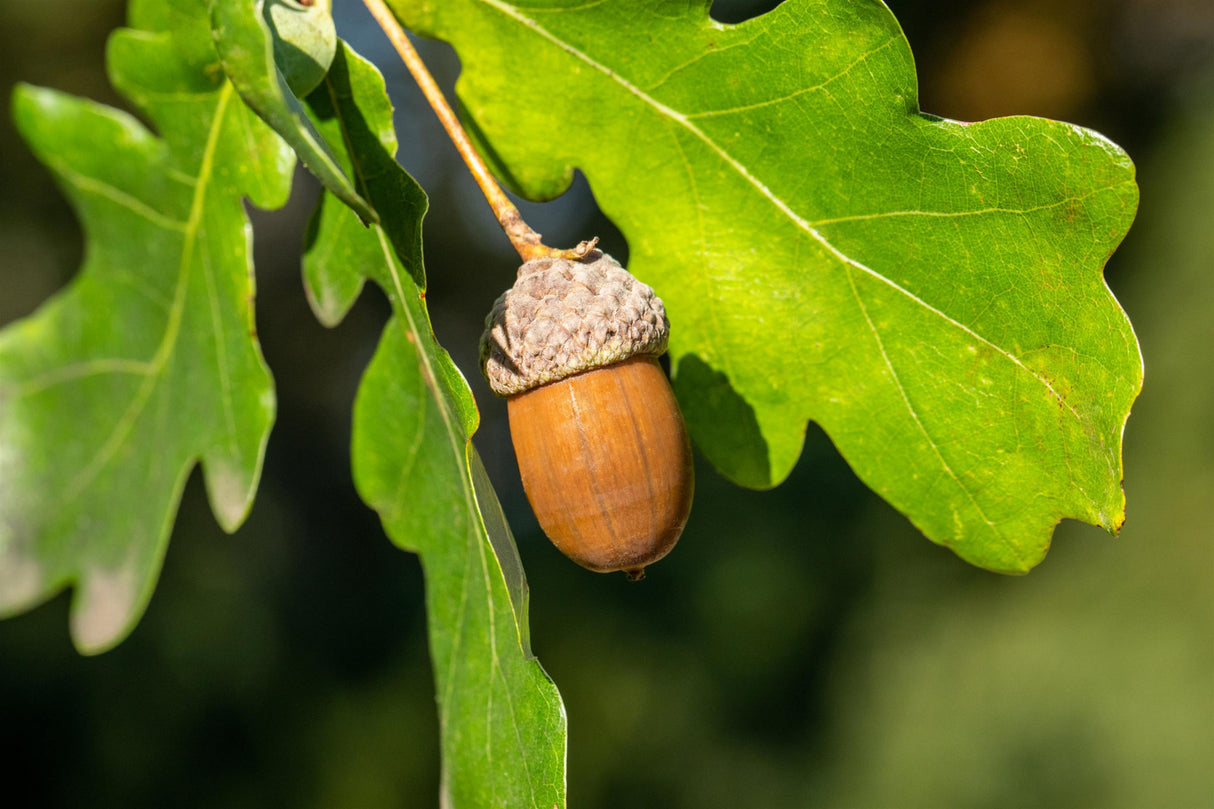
[1, 1, 1211, 807]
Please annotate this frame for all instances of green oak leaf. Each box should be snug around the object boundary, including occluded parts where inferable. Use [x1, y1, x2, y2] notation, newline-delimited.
[264, 0, 336, 97]
[389, 0, 1142, 573]
[209, 0, 378, 225]
[0, 0, 294, 653]
[302, 44, 566, 806]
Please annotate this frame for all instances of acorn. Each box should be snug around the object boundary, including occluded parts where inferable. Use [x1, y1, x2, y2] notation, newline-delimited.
[480, 250, 694, 580]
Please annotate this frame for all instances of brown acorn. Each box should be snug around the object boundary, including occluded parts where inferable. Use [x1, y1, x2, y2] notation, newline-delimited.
[481, 250, 694, 580]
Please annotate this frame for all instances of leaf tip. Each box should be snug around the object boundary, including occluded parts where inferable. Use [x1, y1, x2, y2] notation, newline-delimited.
[203, 435, 274, 535]
[9, 80, 32, 107]
[0, 542, 47, 618]
[10, 81, 50, 123]
[68, 560, 143, 656]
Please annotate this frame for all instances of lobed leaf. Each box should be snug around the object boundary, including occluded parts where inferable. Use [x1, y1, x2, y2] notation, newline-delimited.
[0, 0, 294, 653]
[302, 45, 566, 806]
[389, 0, 1142, 572]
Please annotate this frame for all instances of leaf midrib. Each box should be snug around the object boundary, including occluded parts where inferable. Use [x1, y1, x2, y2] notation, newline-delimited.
[367, 224, 545, 803]
[322, 63, 547, 801]
[64, 83, 236, 502]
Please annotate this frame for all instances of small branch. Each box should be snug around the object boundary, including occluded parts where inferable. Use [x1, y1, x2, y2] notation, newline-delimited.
[361, 0, 597, 263]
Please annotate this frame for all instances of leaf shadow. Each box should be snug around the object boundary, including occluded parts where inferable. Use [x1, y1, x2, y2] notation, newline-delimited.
[304, 45, 428, 288]
[673, 352, 772, 489]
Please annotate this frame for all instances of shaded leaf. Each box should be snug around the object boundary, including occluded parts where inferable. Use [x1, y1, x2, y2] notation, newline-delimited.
[302, 44, 566, 806]
[0, 0, 293, 653]
[209, 0, 377, 224]
[389, 0, 1141, 572]
[264, 0, 336, 96]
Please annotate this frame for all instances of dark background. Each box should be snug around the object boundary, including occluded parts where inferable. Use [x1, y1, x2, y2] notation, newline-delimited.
[1, 1, 1211, 807]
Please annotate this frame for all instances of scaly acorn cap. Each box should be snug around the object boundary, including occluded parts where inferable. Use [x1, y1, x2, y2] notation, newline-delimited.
[479, 250, 670, 397]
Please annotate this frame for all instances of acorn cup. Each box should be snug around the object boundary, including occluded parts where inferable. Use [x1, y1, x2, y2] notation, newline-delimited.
[480, 250, 694, 580]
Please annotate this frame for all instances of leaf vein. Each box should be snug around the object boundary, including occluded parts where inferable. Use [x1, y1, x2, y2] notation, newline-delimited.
[389, 350, 428, 512]
[844, 263, 1021, 563]
[684, 34, 899, 120]
[199, 234, 239, 459]
[45, 155, 189, 232]
[7, 358, 154, 400]
[642, 33, 762, 94]
[809, 187, 1114, 226]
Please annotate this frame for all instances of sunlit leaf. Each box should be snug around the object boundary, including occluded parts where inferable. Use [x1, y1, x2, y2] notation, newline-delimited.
[0, 0, 293, 653]
[389, 0, 1141, 572]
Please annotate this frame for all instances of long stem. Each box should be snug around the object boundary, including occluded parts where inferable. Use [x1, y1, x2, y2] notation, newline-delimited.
[361, 0, 596, 263]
